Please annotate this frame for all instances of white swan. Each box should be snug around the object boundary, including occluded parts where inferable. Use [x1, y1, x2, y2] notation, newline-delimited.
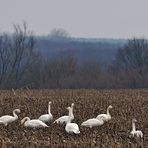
[96, 105, 113, 122]
[81, 116, 105, 128]
[38, 101, 53, 123]
[130, 119, 143, 138]
[21, 117, 49, 128]
[0, 109, 21, 126]
[54, 103, 74, 124]
[65, 107, 80, 134]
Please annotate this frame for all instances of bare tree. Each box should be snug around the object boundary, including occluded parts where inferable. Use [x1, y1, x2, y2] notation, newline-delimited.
[114, 38, 148, 88]
[0, 23, 36, 88]
[116, 38, 148, 74]
[0, 34, 12, 86]
[41, 52, 76, 88]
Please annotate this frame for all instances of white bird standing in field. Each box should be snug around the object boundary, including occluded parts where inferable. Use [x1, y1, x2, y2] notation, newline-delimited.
[38, 101, 53, 123]
[21, 117, 49, 128]
[54, 103, 74, 124]
[130, 119, 143, 138]
[0, 109, 21, 126]
[81, 116, 105, 128]
[96, 105, 113, 122]
[65, 107, 80, 134]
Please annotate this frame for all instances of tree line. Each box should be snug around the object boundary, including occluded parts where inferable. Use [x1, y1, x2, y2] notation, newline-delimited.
[0, 24, 148, 89]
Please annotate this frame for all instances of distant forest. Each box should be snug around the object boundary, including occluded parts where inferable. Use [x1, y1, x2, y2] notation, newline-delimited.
[36, 35, 125, 64]
[0, 24, 148, 89]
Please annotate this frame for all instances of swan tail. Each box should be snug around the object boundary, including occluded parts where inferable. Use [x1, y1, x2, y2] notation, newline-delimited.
[41, 123, 49, 127]
[73, 130, 80, 134]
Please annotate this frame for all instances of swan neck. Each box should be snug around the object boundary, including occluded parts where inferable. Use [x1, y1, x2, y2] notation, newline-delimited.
[132, 121, 136, 131]
[22, 117, 30, 124]
[13, 110, 18, 119]
[24, 117, 30, 123]
[48, 104, 51, 114]
[67, 116, 71, 124]
[107, 107, 110, 115]
[25, 117, 30, 121]
[69, 108, 73, 117]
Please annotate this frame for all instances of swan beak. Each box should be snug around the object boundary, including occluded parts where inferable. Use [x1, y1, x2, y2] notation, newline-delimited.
[16, 109, 21, 113]
[66, 107, 71, 110]
[132, 119, 137, 122]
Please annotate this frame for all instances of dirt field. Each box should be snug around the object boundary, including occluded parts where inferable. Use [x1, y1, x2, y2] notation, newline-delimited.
[0, 89, 147, 147]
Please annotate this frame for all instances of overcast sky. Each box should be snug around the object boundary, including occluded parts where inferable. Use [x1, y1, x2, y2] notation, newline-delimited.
[0, 0, 147, 38]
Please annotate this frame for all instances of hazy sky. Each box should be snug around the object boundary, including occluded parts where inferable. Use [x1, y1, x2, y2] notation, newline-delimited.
[0, 0, 148, 38]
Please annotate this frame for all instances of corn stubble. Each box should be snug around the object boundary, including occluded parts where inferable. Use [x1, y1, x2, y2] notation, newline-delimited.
[0, 89, 147, 147]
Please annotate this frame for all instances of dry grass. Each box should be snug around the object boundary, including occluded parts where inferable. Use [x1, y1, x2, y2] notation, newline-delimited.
[0, 89, 147, 147]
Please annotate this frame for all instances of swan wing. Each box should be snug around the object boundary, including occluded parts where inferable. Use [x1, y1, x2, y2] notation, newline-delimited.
[25, 120, 49, 128]
[130, 131, 135, 137]
[81, 119, 98, 125]
[0, 115, 15, 124]
[54, 116, 69, 124]
[96, 114, 110, 121]
[96, 114, 107, 118]
[66, 123, 80, 134]
[81, 118, 103, 127]
[38, 114, 53, 122]
[136, 131, 143, 138]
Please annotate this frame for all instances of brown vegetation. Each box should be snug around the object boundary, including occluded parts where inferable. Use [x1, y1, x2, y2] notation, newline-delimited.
[0, 89, 147, 147]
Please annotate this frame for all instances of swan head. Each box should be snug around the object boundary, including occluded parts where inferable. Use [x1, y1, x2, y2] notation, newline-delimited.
[71, 103, 74, 107]
[21, 117, 29, 124]
[21, 118, 26, 124]
[108, 105, 113, 109]
[66, 107, 71, 110]
[132, 118, 137, 123]
[49, 101, 52, 105]
[14, 109, 21, 113]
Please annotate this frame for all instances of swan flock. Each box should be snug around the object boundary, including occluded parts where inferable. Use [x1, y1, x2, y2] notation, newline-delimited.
[0, 102, 143, 138]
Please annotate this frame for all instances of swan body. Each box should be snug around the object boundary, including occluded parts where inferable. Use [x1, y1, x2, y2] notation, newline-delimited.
[130, 119, 143, 138]
[54, 103, 74, 124]
[65, 122, 80, 134]
[81, 117, 104, 128]
[131, 130, 143, 138]
[96, 105, 113, 122]
[54, 115, 70, 124]
[38, 101, 53, 123]
[65, 107, 80, 134]
[0, 109, 21, 126]
[21, 117, 49, 128]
